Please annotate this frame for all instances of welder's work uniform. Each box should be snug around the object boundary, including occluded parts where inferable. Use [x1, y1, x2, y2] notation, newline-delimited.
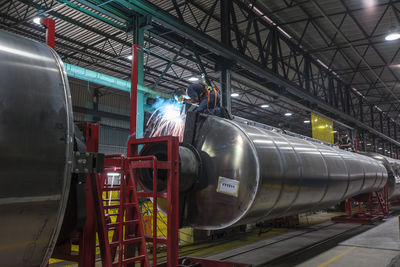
[187, 83, 221, 115]
[338, 136, 354, 151]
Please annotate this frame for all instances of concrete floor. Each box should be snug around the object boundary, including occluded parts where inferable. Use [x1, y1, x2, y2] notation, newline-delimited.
[296, 246, 399, 267]
[209, 222, 366, 266]
[206, 215, 400, 266]
[50, 214, 400, 266]
[297, 216, 400, 267]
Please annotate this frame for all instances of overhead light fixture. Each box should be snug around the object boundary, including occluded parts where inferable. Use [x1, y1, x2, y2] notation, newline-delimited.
[260, 104, 269, 108]
[367, 143, 372, 146]
[126, 55, 133, 60]
[188, 77, 199, 82]
[284, 112, 292, 117]
[363, 0, 376, 8]
[33, 17, 41, 25]
[303, 120, 310, 124]
[333, 130, 337, 133]
[231, 93, 239, 97]
[385, 30, 400, 41]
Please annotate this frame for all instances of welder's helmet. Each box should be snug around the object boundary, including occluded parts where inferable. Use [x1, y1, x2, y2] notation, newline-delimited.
[186, 83, 205, 101]
[174, 88, 190, 102]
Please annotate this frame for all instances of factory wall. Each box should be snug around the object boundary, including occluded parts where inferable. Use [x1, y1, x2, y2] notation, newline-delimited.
[69, 78, 130, 155]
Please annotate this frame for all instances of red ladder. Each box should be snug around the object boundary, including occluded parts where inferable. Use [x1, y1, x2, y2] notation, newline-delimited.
[376, 190, 389, 215]
[96, 155, 150, 267]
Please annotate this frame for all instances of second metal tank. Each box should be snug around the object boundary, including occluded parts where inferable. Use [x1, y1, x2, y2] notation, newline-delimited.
[0, 30, 73, 267]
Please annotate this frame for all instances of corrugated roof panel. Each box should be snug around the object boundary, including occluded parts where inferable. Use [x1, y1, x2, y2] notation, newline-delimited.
[2, 0, 400, 124]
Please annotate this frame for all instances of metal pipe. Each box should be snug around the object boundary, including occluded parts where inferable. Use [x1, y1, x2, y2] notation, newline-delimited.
[0, 29, 74, 267]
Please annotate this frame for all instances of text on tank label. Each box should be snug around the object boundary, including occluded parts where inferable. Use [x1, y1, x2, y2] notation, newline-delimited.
[216, 177, 240, 197]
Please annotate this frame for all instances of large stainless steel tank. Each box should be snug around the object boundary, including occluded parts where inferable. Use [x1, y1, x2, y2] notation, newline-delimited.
[158, 115, 388, 229]
[0, 30, 73, 266]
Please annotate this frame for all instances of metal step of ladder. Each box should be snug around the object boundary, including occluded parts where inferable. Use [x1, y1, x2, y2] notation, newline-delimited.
[96, 162, 149, 267]
[376, 190, 389, 215]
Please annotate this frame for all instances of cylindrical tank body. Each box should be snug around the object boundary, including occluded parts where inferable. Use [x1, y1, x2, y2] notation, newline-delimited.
[182, 116, 387, 229]
[0, 30, 73, 266]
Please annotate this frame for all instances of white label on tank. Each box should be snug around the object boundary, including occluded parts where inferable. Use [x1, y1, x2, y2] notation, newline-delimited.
[216, 177, 240, 197]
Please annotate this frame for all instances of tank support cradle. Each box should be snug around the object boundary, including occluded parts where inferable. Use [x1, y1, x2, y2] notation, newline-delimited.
[331, 184, 390, 224]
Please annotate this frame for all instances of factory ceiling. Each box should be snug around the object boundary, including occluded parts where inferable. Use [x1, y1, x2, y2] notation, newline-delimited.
[1, 0, 400, 144]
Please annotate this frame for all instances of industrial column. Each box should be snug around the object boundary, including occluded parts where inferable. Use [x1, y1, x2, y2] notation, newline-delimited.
[362, 130, 367, 152]
[220, 68, 231, 111]
[132, 14, 146, 138]
[219, 0, 232, 112]
[93, 87, 100, 123]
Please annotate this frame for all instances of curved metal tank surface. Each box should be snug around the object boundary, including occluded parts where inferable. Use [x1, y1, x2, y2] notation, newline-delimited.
[365, 153, 398, 199]
[184, 116, 387, 229]
[0, 30, 74, 266]
[384, 156, 400, 199]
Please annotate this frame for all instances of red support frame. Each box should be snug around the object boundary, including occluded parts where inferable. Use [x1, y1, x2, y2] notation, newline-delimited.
[77, 123, 100, 267]
[51, 124, 101, 266]
[127, 136, 180, 267]
[354, 137, 358, 152]
[41, 18, 55, 49]
[125, 42, 180, 265]
[128, 44, 141, 153]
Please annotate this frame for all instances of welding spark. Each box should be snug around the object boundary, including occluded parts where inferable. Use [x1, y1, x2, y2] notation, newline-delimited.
[145, 98, 186, 142]
[163, 104, 181, 121]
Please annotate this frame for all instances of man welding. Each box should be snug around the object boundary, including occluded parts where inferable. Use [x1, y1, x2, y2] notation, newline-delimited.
[175, 74, 221, 115]
[336, 133, 354, 151]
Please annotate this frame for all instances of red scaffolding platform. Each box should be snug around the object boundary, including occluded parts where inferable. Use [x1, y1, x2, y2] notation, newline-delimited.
[127, 136, 180, 267]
